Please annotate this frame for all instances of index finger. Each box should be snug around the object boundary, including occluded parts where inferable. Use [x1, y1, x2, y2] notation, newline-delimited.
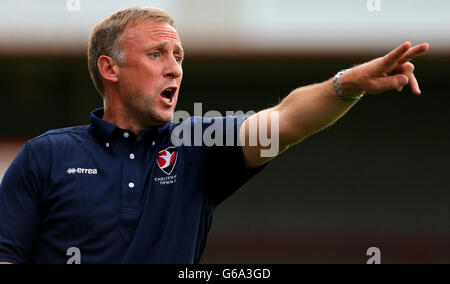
[397, 43, 430, 64]
[382, 42, 411, 67]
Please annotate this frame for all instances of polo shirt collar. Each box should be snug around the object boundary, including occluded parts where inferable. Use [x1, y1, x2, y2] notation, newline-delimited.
[88, 108, 172, 146]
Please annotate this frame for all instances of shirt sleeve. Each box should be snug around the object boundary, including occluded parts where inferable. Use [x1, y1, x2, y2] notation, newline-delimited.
[202, 115, 267, 205]
[0, 142, 44, 264]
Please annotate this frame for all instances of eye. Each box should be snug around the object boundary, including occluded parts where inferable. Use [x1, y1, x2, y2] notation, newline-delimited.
[175, 55, 183, 63]
[150, 52, 160, 58]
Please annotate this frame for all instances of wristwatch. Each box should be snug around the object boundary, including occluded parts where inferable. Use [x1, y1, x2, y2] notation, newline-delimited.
[333, 69, 365, 102]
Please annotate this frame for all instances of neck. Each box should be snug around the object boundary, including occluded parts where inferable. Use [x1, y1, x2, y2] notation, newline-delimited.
[102, 95, 147, 139]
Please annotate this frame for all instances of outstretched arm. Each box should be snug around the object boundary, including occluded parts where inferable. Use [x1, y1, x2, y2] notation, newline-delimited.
[240, 42, 430, 169]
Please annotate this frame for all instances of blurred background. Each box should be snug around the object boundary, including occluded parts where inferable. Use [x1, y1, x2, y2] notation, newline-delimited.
[0, 0, 449, 263]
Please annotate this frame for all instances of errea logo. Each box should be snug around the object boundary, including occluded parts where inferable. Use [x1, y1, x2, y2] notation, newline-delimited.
[66, 168, 98, 175]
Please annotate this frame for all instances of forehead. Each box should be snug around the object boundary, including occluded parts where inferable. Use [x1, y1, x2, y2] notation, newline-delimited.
[122, 19, 181, 45]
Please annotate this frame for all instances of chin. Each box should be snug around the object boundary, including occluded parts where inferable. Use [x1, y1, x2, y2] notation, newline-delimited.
[155, 111, 174, 124]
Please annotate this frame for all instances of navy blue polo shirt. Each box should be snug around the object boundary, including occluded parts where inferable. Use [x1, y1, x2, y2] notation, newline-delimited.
[0, 108, 265, 264]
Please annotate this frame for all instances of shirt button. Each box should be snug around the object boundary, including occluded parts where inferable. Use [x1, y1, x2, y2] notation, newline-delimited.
[129, 153, 135, 160]
[106, 142, 110, 148]
[128, 182, 135, 189]
[123, 132, 129, 138]
[152, 141, 155, 146]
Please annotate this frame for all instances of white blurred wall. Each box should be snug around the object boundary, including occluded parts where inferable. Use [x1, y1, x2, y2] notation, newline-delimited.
[0, 0, 449, 55]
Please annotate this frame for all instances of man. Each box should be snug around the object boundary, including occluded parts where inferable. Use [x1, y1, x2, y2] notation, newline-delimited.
[0, 7, 429, 264]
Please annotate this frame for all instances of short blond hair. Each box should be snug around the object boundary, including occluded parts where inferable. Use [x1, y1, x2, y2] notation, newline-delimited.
[88, 7, 176, 97]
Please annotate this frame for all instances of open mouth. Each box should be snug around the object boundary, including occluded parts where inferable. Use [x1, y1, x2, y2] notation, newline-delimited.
[160, 87, 177, 103]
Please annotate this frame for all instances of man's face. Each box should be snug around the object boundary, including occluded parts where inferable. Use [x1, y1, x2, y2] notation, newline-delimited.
[116, 19, 183, 126]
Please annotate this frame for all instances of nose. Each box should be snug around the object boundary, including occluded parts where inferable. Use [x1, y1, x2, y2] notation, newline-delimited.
[165, 56, 183, 79]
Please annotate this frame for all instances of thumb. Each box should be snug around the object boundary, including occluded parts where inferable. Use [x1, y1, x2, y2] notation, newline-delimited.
[371, 74, 409, 93]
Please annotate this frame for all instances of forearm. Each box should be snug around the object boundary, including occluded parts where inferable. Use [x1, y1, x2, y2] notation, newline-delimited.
[239, 78, 358, 169]
[273, 78, 358, 148]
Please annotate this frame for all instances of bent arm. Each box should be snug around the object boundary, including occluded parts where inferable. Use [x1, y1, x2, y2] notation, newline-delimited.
[240, 42, 429, 169]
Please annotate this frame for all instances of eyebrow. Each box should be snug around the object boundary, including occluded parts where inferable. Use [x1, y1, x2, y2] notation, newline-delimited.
[146, 42, 184, 57]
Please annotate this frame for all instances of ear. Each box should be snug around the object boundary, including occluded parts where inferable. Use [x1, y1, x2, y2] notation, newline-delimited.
[97, 55, 120, 84]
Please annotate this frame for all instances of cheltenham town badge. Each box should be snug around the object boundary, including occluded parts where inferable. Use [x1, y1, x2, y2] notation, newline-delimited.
[157, 146, 178, 175]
